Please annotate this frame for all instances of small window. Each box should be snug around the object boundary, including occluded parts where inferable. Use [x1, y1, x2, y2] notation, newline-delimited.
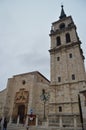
[59, 106, 62, 112]
[66, 33, 71, 43]
[58, 77, 61, 82]
[72, 74, 75, 80]
[57, 57, 60, 61]
[56, 36, 61, 46]
[22, 80, 26, 85]
[69, 53, 72, 58]
[59, 23, 65, 29]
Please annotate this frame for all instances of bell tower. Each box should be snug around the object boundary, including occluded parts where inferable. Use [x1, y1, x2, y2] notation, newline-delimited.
[49, 5, 85, 85]
[49, 5, 86, 128]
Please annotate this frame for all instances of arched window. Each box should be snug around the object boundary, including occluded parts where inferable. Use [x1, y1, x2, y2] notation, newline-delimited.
[59, 23, 65, 29]
[56, 36, 61, 46]
[66, 33, 71, 43]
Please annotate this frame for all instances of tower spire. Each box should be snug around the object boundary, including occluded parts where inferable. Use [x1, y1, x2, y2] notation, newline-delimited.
[59, 5, 66, 19]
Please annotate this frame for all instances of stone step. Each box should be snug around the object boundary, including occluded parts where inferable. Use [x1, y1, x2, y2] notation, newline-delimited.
[8, 124, 26, 130]
[8, 124, 60, 130]
[8, 123, 82, 130]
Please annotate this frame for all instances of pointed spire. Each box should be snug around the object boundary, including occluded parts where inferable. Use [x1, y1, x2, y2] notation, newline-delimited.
[59, 5, 66, 19]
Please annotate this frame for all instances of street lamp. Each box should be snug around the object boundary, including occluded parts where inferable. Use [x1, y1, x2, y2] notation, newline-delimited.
[40, 89, 50, 121]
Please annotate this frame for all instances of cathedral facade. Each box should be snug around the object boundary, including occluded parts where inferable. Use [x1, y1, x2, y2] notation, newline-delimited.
[0, 6, 86, 129]
[0, 71, 50, 125]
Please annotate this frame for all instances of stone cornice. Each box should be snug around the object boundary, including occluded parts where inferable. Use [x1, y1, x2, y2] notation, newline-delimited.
[52, 16, 72, 25]
[49, 102, 78, 105]
[50, 80, 86, 87]
[49, 41, 85, 60]
[49, 42, 79, 54]
[49, 24, 76, 36]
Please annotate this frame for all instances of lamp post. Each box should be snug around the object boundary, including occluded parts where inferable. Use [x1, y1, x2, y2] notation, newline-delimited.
[40, 89, 50, 121]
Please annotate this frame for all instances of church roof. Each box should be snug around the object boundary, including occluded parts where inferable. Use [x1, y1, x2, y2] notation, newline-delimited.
[13, 71, 50, 83]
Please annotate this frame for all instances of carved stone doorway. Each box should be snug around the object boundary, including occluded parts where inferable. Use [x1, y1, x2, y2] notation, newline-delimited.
[12, 88, 29, 123]
[18, 104, 25, 123]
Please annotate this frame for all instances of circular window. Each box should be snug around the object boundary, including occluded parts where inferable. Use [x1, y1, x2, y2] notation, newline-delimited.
[59, 23, 65, 29]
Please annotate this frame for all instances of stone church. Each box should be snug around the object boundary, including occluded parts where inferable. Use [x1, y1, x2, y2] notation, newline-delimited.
[0, 6, 86, 129]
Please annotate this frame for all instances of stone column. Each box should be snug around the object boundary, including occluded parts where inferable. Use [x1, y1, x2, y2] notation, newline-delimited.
[25, 116, 28, 126]
[47, 117, 49, 126]
[74, 116, 77, 128]
[17, 115, 20, 126]
[59, 116, 62, 128]
[36, 115, 38, 126]
[9, 116, 12, 124]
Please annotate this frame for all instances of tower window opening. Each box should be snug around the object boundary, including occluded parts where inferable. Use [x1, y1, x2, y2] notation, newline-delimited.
[57, 57, 60, 61]
[22, 80, 26, 85]
[59, 106, 62, 112]
[69, 53, 72, 58]
[56, 36, 61, 46]
[72, 74, 75, 80]
[66, 33, 71, 43]
[58, 77, 61, 82]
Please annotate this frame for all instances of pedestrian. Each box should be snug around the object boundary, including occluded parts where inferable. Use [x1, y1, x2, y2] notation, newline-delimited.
[3, 117, 8, 130]
[26, 123, 29, 130]
[0, 118, 2, 130]
[0, 117, 4, 130]
[23, 117, 25, 126]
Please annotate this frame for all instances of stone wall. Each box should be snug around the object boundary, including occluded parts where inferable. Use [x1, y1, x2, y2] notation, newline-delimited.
[0, 89, 7, 117]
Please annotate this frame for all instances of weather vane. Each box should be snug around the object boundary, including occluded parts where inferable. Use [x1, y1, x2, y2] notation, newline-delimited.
[61, 1, 64, 6]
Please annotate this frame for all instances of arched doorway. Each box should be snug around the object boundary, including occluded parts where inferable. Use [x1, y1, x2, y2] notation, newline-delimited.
[18, 105, 25, 123]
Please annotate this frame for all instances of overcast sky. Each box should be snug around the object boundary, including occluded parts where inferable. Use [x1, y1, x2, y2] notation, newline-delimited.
[0, 0, 86, 91]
